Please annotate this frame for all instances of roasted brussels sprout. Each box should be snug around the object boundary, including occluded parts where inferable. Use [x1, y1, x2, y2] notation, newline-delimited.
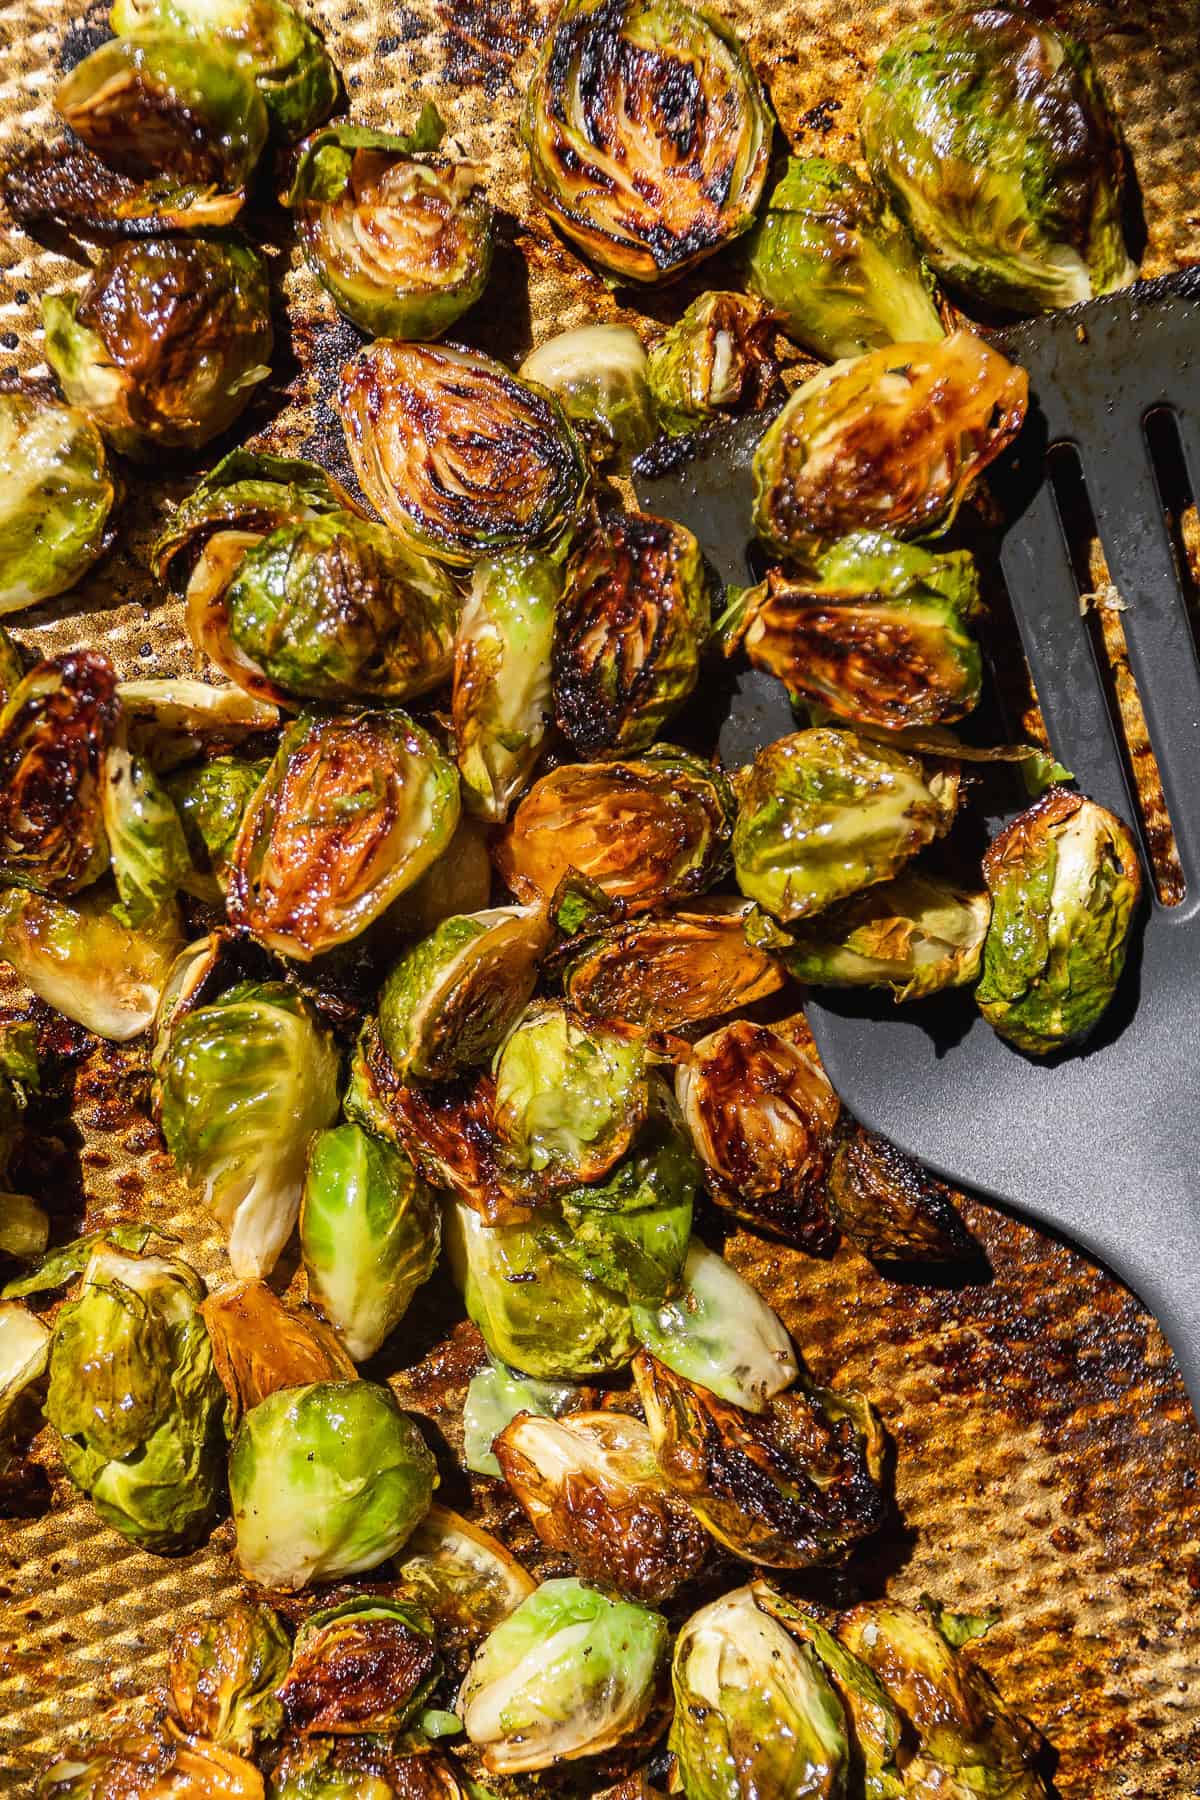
[43, 1242, 225, 1550]
[227, 711, 460, 960]
[0, 1198, 48, 1262]
[458, 1577, 668, 1772]
[520, 325, 657, 465]
[379, 908, 548, 1083]
[339, 340, 588, 567]
[861, 11, 1134, 314]
[36, 1726, 265, 1800]
[676, 1016, 841, 1249]
[157, 980, 341, 1277]
[118, 675, 279, 770]
[732, 729, 959, 922]
[42, 236, 273, 459]
[151, 448, 356, 584]
[523, 0, 772, 283]
[463, 1358, 587, 1478]
[300, 1123, 441, 1361]
[101, 733, 192, 928]
[396, 1503, 537, 1645]
[630, 1240, 797, 1410]
[634, 1349, 888, 1567]
[200, 1278, 357, 1425]
[976, 787, 1141, 1055]
[493, 1003, 647, 1187]
[564, 898, 784, 1031]
[229, 1379, 436, 1588]
[670, 1587, 849, 1800]
[268, 1740, 468, 1800]
[495, 1410, 711, 1603]
[0, 395, 116, 615]
[0, 888, 182, 1040]
[285, 113, 494, 339]
[0, 1302, 51, 1470]
[827, 1124, 975, 1265]
[553, 509, 711, 758]
[730, 533, 982, 730]
[646, 292, 777, 436]
[277, 1595, 439, 1734]
[744, 156, 944, 360]
[165, 754, 270, 899]
[0, 652, 119, 897]
[497, 747, 735, 913]
[168, 1599, 290, 1752]
[751, 333, 1027, 561]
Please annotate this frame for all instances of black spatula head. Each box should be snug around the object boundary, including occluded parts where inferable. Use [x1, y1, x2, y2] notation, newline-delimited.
[635, 272, 1200, 1412]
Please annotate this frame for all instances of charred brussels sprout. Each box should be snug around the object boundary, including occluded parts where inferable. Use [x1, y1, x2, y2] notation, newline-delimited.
[339, 340, 588, 567]
[36, 1726, 264, 1799]
[165, 754, 270, 898]
[976, 787, 1141, 1055]
[751, 333, 1027, 561]
[458, 1577, 669, 1772]
[744, 156, 943, 360]
[564, 899, 784, 1031]
[397, 1504, 536, 1648]
[152, 447, 356, 584]
[229, 1379, 436, 1588]
[101, 732, 192, 927]
[630, 1240, 798, 1411]
[379, 908, 548, 1083]
[0, 888, 182, 1041]
[157, 979, 341, 1277]
[268, 1742, 469, 1799]
[118, 676, 279, 768]
[0, 395, 115, 615]
[523, 0, 772, 283]
[670, 1587, 849, 1800]
[43, 1242, 225, 1550]
[228, 711, 460, 960]
[43, 236, 272, 459]
[463, 1359, 587, 1479]
[492, 1003, 647, 1187]
[827, 1124, 976, 1265]
[286, 113, 494, 339]
[201, 1277, 356, 1424]
[300, 1123, 441, 1361]
[168, 1599, 290, 1752]
[646, 292, 777, 436]
[277, 1595, 440, 1734]
[520, 325, 657, 465]
[731, 533, 982, 730]
[861, 11, 1134, 314]
[732, 729, 959, 922]
[553, 510, 711, 758]
[0, 652, 119, 896]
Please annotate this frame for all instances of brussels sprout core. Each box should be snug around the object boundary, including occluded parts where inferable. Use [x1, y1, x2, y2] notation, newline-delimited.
[0, 395, 115, 616]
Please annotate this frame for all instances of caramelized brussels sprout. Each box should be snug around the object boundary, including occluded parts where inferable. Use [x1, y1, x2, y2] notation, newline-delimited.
[522, 0, 772, 283]
[200, 1278, 357, 1425]
[731, 533, 982, 730]
[646, 292, 777, 436]
[151, 448, 356, 584]
[43, 1242, 225, 1550]
[157, 980, 341, 1277]
[0, 888, 182, 1040]
[493, 1003, 647, 1187]
[168, 1600, 290, 1752]
[379, 908, 548, 1083]
[520, 325, 657, 465]
[745, 156, 943, 360]
[229, 1379, 436, 1588]
[732, 729, 959, 922]
[463, 1359, 587, 1479]
[0, 1302, 51, 1468]
[976, 787, 1141, 1055]
[1, 138, 253, 235]
[43, 236, 272, 459]
[630, 1240, 798, 1410]
[165, 754, 270, 899]
[101, 733, 192, 927]
[676, 1016, 841, 1249]
[285, 113, 494, 339]
[634, 1349, 888, 1567]
[0, 652, 119, 896]
[827, 1124, 976, 1265]
[396, 1503, 537, 1646]
[0, 395, 116, 614]
[751, 333, 1027, 561]
[458, 1577, 668, 1773]
[564, 898, 784, 1031]
[861, 11, 1134, 314]
[495, 1410, 711, 1603]
[277, 1595, 439, 1734]
[339, 340, 588, 566]
[268, 1741, 468, 1800]
[227, 711, 460, 961]
[118, 675, 279, 770]
[553, 509, 711, 758]
[36, 1726, 265, 1800]
[497, 747, 735, 913]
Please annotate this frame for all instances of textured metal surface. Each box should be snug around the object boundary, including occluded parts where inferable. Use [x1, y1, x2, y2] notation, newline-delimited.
[2, 0, 1200, 1795]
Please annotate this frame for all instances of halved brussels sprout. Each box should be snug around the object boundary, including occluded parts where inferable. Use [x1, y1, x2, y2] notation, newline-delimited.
[976, 787, 1141, 1055]
[339, 340, 588, 567]
[670, 1587, 849, 1800]
[861, 11, 1134, 314]
[564, 898, 784, 1032]
[285, 114, 494, 339]
[634, 1348, 888, 1566]
[495, 1410, 711, 1603]
[111, 0, 337, 140]
[676, 1016, 841, 1249]
[492, 1003, 648, 1187]
[0, 395, 116, 615]
[744, 156, 944, 361]
[168, 1599, 290, 1752]
[520, 325, 657, 465]
[522, 0, 772, 283]
[458, 1577, 669, 1773]
[462, 1359, 587, 1479]
[200, 1277, 357, 1424]
[229, 1379, 436, 1588]
[43, 1242, 226, 1550]
[43, 236, 272, 459]
[117, 676, 279, 772]
[157, 979, 341, 1277]
[300, 1123, 441, 1362]
[101, 732, 192, 928]
[165, 754, 270, 899]
[227, 710, 460, 961]
[151, 448, 356, 585]
[750, 872, 990, 1001]
[751, 333, 1027, 561]
[35, 1726, 265, 1800]
[277, 1595, 439, 1735]
[1, 140, 253, 236]
[452, 549, 561, 824]
[827, 1124, 975, 1265]
[646, 292, 777, 437]
[397, 1504, 537, 1648]
[553, 509, 711, 758]
[378, 908, 549, 1083]
[497, 747, 735, 913]
[268, 1742, 468, 1800]
[630, 1240, 798, 1411]
[0, 888, 182, 1040]
[732, 729, 959, 922]
[0, 1302, 50, 1469]
[730, 532, 982, 730]
[0, 652, 119, 897]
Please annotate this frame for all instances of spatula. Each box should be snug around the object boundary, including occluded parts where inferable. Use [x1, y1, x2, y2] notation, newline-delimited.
[634, 270, 1200, 1415]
